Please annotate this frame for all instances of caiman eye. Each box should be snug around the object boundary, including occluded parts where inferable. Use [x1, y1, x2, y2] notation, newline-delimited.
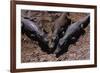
[72, 37, 76, 40]
[30, 34, 35, 37]
[80, 24, 83, 28]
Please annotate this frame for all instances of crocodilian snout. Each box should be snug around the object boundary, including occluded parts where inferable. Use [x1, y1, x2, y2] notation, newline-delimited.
[49, 43, 54, 49]
[53, 44, 63, 58]
[53, 47, 61, 54]
[49, 35, 60, 53]
[53, 38, 65, 54]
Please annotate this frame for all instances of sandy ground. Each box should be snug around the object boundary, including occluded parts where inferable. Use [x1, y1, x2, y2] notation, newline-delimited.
[21, 11, 90, 63]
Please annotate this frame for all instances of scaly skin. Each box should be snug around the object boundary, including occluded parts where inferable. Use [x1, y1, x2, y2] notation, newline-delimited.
[53, 14, 90, 55]
[50, 13, 71, 51]
[21, 17, 49, 52]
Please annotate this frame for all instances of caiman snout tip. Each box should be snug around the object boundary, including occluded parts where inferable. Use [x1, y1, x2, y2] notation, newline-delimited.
[49, 44, 54, 49]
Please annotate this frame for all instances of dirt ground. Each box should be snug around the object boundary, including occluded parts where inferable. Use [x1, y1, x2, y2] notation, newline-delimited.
[21, 10, 90, 63]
